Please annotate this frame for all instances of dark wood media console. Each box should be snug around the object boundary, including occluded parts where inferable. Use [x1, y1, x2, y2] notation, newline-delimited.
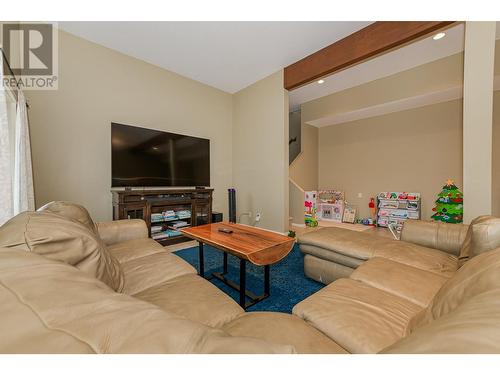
[112, 188, 213, 246]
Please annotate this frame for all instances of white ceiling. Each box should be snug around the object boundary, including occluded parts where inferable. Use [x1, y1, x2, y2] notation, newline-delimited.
[289, 23, 467, 110]
[59, 21, 372, 93]
[290, 22, 500, 111]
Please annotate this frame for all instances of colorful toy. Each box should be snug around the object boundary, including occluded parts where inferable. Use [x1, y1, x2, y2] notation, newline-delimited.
[369, 197, 376, 219]
[304, 191, 318, 227]
[431, 179, 463, 224]
[358, 218, 374, 226]
[317, 190, 345, 223]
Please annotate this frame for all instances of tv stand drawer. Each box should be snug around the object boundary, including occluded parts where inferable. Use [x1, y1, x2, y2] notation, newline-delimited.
[124, 194, 146, 203]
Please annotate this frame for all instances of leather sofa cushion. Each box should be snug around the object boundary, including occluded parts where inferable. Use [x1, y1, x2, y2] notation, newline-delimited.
[223, 312, 348, 354]
[0, 278, 95, 353]
[298, 227, 384, 260]
[304, 254, 355, 284]
[373, 240, 458, 278]
[459, 216, 500, 264]
[298, 227, 458, 277]
[119, 251, 196, 295]
[382, 288, 500, 353]
[134, 273, 244, 328]
[411, 247, 500, 332]
[350, 257, 448, 307]
[108, 238, 243, 327]
[0, 249, 294, 354]
[97, 219, 148, 246]
[37, 201, 98, 234]
[107, 238, 165, 263]
[400, 220, 469, 256]
[300, 244, 364, 269]
[293, 278, 421, 353]
[0, 211, 124, 292]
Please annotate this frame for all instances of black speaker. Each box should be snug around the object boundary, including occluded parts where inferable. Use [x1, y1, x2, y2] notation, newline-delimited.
[228, 188, 236, 223]
[212, 212, 223, 223]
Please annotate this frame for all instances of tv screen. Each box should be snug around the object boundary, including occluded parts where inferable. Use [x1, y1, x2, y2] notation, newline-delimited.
[111, 123, 210, 187]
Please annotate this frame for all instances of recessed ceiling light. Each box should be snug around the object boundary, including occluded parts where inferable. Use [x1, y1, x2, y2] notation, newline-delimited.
[433, 32, 446, 40]
[317, 79, 325, 84]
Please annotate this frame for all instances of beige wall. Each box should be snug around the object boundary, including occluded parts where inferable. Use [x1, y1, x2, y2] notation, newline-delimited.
[233, 70, 289, 233]
[318, 99, 464, 219]
[289, 179, 305, 226]
[492, 30, 500, 217]
[289, 122, 318, 191]
[488, 36, 500, 217]
[462, 22, 496, 222]
[26, 31, 233, 221]
[493, 91, 500, 217]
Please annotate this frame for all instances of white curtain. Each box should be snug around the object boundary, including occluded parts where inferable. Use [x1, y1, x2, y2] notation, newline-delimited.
[13, 90, 34, 214]
[0, 63, 35, 225]
[0, 75, 13, 224]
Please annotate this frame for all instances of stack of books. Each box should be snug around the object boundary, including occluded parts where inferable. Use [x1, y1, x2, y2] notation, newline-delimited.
[165, 229, 182, 237]
[152, 230, 183, 239]
[151, 213, 164, 223]
[176, 210, 191, 219]
[150, 210, 191, 241]
[163, 210, 176, 220]
[151, 225, 163, 234]
[168, 220, 190, 229]
[151, 232, 169, 240]
[151, 210, 178, 223]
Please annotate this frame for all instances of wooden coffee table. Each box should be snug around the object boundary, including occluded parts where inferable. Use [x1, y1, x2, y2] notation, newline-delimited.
[181, 222, 294, 309]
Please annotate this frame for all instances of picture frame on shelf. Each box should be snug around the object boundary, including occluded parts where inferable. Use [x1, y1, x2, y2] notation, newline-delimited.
[342, 206, 356, 224]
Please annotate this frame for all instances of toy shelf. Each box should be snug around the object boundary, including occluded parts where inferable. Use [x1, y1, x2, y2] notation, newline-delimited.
[376, 192, 421, 231]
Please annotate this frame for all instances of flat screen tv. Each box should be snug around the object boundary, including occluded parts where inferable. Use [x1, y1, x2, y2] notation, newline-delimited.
[111, 123, 210, 188]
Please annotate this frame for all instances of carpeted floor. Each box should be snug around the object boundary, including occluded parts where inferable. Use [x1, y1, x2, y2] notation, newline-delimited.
[175, 243, 323, 313]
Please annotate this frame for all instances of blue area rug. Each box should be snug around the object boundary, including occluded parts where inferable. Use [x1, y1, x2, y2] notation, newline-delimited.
[175, 243, 323, 313]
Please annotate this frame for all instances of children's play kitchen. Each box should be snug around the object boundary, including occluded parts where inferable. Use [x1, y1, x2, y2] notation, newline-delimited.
[305, 190, 348, 226]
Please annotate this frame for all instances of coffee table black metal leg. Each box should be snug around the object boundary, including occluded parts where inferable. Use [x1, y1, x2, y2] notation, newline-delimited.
[239, 258, 246, 307]
[223, 252, 228, 274]
[264, 265, 270, 295]
[198, 241, 204, 277]
[211, 254, 270, 309]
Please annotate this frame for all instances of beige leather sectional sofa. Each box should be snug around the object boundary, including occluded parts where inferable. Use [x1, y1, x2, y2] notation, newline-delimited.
[298, 220, 469, 284]
[1, 201, 500, 353]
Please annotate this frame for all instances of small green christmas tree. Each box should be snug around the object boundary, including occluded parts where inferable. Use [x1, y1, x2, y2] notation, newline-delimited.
[431, 179, 463, 224]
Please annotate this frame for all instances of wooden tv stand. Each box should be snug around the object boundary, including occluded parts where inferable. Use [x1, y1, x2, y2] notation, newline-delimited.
[112, 188, 213, 246]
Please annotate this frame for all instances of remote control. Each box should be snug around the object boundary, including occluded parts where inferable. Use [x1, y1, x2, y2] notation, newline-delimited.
[218, 227, 233, 234]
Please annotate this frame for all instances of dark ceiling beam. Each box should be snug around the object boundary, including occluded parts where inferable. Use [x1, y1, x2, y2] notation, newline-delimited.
[284, 21, 457, 91]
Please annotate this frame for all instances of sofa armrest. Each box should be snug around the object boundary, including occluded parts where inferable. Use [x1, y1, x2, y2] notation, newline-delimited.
[400, 220, 469, 256]
[96, 219, 148, 246]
